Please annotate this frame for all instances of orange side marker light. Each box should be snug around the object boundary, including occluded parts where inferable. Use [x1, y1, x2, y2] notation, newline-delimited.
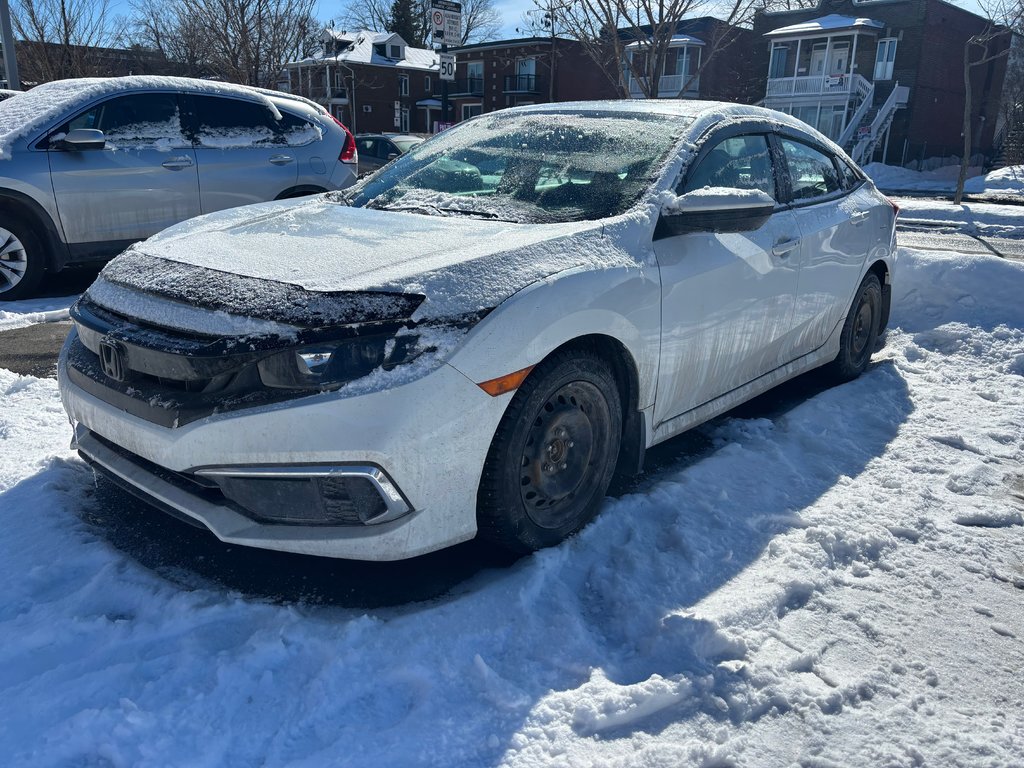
[477, 365, 535, 397]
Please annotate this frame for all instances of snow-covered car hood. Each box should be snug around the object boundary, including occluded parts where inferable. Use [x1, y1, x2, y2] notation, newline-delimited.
[88, 197, 636, 333]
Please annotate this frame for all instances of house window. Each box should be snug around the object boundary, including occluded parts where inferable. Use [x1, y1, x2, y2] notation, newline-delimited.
[467, 61, 484, 93]
[425, 75, 432, 92]
[680, 47, 700, 91]
[399, 74, 409, 96]
[769, 44, 788, 79]
[374, 44, 386, 57]
[390, 44, 402, 59]
[874, 38, 897, 80]
[462, 103, 482, 121]
[401, 106, 410, 132]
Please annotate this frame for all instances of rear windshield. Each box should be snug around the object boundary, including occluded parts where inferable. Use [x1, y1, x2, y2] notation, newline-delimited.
[342, 110, 690, 223]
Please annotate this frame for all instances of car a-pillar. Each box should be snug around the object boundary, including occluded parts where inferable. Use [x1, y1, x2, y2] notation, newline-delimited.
[474, 334, 644, 553]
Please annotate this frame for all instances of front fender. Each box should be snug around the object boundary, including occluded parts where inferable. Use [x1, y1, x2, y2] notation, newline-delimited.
[446, 262, 662, 410]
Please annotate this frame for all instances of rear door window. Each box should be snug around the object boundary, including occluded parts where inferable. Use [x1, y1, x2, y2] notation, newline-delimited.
[190, 95, 282, 147]
[780, 138, 842, 201]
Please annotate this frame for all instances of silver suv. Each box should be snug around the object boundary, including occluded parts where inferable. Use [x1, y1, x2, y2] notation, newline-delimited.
[0, 77, 359, 300]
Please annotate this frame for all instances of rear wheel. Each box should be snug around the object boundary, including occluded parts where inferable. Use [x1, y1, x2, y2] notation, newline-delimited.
[826, 272, 881, 382]
[477, 350, 622, 553]
[0, 221, 46, 301]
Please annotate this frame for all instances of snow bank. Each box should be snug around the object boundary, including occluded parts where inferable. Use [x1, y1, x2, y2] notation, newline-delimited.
[865, 162, 1024, 195]
[0, 296, 75, 331]
[1, 248, 1023, 765]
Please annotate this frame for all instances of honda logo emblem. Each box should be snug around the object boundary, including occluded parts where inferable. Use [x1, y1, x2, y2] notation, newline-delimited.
[98, 337, 128, 382]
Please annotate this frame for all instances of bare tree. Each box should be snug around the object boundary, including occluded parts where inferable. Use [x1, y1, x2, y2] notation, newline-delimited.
[954, 0, 1023, 204]
[337, 0, 500, 45]
[129, 0, 316, 88]
[557, 0, 763, 99]
[11, 0, 128, 81]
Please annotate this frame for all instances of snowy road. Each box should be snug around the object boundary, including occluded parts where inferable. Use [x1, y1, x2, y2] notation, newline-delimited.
[1, 245, 1023, 766]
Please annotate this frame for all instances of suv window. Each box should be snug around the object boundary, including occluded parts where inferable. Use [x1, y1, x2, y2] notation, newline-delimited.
[191, 95, 281, 147]
[277, 109, 320, 146]
[780, 138, 841, 201]
[51, 92, 187, 149]
[681, 135, 775, 199]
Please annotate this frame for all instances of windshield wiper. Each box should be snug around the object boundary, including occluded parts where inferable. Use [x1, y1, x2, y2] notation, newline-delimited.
[376, 202, 504, 220]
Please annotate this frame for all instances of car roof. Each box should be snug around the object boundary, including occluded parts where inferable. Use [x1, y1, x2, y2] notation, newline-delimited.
[500, 99, 854, 164]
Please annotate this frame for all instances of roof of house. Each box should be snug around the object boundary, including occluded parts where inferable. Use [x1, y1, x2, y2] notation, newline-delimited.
[764, 14, 886, 37]
[625, 34, 706, 49]
[288, 31, 439, 72]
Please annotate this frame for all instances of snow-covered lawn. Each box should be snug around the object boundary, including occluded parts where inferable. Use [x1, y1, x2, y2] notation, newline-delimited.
[2, 248, 1023, 766]
[866, 162, 1024, 196]
[895, 198, 1024, 239]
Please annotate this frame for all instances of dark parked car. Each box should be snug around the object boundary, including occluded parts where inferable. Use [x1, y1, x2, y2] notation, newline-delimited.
[354, 133, 423, 176]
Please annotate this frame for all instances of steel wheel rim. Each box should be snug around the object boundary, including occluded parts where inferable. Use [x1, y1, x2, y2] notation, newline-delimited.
[851, 298, 874, 362]
[519, 380, 610, 529]
[0, 228, 28, 294]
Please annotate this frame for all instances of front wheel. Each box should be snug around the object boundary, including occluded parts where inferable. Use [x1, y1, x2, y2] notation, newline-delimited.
[477, 350, 623, 553]
[825, 272, 882, 382]
[0, 221, 46, 301]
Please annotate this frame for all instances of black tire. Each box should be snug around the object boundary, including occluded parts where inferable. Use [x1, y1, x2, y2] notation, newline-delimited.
[825, 272, 882, 382]
[477, 349, 623, 553]
[0, 218, 46, 301]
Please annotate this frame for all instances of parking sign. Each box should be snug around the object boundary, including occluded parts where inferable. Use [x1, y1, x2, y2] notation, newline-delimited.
[431, 0, 461, 46]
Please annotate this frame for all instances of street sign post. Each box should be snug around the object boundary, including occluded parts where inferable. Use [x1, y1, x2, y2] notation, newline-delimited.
[432, 0, 461, 134]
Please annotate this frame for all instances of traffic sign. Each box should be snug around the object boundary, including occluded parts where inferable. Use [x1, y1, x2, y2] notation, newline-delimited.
[439, 53, 455, 81]
[431, 0, 461, 46]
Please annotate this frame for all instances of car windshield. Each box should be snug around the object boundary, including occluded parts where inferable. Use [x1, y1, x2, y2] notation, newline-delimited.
[340, 110, 690, 223]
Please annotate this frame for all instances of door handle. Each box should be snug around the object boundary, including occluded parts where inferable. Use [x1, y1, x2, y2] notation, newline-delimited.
[269, 154, 294, 166]
[850, 210, 870, 225]
[161, 156, 193, 170]
[772, 238, 800, 257]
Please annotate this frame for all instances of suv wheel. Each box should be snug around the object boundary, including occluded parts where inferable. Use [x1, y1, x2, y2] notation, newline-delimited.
[0, 222, 46, 301]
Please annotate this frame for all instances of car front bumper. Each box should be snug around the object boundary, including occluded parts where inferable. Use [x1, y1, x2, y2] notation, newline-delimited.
[58, 342, 510, 561]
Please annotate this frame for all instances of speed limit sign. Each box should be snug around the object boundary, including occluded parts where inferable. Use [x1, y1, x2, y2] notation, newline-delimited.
[439, 53, 455, 81]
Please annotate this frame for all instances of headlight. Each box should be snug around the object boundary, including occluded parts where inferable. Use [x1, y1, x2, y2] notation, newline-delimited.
[256, 330, 421, 391]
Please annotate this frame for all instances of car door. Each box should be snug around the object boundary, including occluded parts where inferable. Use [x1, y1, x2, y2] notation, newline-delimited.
[653, 131, 803, 425]
[186, 95, 299, 213]
[46, 91, 200, 249]
[777, 135, 875, 355]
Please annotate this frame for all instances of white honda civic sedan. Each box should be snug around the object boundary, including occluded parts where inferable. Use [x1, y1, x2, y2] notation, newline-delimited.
[58, 100, 898, 561]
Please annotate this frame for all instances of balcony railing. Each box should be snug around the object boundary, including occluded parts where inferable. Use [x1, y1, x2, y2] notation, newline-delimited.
[448, 77, 484, 96]
[765, 73, 870, 99]
[504, 74, 540, 93]
[306, 85, 348, 102]
[627, 73, 699, 98]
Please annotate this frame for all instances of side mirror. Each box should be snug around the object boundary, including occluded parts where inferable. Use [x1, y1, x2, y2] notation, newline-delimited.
[387, 152, 399, 161]
[655, 188, 776, 238]
[56, 128, 106, 151]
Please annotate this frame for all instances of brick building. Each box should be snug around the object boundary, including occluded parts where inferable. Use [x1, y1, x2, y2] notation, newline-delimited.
[281, 30, 442, 134]
[445, 37, 615, 122]
[620, 17, 759, 105]
[753, 0, 1015, 166]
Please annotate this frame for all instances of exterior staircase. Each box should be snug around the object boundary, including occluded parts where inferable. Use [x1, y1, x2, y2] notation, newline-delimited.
[842, 81, 908, 165]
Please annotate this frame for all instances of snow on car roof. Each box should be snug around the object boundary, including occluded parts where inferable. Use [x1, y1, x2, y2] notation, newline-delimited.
[0, 76, 285, 160]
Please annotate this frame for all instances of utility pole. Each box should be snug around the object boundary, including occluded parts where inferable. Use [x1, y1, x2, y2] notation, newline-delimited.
[0, 0, 19, 90]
